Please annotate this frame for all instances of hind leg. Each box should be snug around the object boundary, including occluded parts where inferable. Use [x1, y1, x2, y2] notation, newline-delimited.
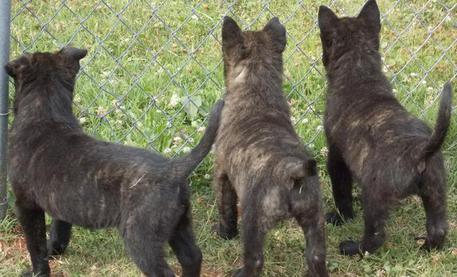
[121, 215, 175, 276]
[233, 204, 266, 277]
[214, 172, 238, 239]
[16, 204, 50, 277]
[420, 168, 448, 250]
[340, 190, 390, 256]
[326, 145, 354, 225]
[295, 212, 328, 277]
[48, 219, 72, 256]
[169, 210, 202, 277]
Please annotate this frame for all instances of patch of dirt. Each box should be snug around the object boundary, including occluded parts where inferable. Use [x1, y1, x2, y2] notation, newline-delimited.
[200, 266, 225, 277]
[0, 233, 27, 258]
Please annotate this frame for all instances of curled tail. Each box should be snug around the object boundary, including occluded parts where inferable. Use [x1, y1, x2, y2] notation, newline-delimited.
[170, 99, 224, 179]
[420, 82, 452, 162]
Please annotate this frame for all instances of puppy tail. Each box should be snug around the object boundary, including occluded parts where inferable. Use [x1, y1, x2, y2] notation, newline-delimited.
[419, 82, 452, 163]
[285, 158, 318, 189]
[170, 99, 224, 178]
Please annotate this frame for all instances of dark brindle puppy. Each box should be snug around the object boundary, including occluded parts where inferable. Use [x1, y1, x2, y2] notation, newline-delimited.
[5, 47, 224, 277]
[214, 17, 328, 277]
[318, 0, 452, 256]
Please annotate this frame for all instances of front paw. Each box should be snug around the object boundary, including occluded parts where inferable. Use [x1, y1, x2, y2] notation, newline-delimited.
[232, 268, 245, 277]
[326, 211, 345, 226]
[47, 241, 66, 257]
[20, 271, 33, 277]
[416, 234, 445, 251]
[213, 223, 238, 240]
[339, 240, 362, 256]
[419, 239, 443, 251]
[21, 271, 49, 277]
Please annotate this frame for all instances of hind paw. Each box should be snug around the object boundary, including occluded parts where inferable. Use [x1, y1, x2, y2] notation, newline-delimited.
[339, 240, 363, 256]
[213, 224, 238, 240]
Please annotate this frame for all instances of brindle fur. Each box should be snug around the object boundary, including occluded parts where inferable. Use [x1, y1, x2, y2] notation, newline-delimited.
[318, 0, 452, 256]
[214, 17, 328, 277]
[6, 47, 224, 277]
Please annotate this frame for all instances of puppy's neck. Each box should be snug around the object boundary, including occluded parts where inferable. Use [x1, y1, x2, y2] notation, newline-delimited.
[326, 50, 384, 91]
[226, 59, 286, 109]
[15, 78, 79, 128]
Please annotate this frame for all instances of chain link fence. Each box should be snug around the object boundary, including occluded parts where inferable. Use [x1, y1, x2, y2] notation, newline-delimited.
[1, 0, 455, 218]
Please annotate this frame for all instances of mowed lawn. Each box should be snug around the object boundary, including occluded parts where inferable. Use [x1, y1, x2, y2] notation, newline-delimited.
[1, 0, 456, 276]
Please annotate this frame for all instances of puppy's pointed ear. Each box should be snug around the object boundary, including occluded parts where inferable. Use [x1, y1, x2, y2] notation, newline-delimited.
[358, 0, 380, 33]
[60, 46, 88, 61]
[263, 17, 286, 53]
[4, 55, 30, 78]
[4, 63, 16, 77]
[318, 5, 339, 35]
[222, 16, 243, 49]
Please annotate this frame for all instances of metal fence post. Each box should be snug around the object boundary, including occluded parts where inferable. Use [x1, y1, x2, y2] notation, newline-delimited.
[0, 0, 11, 220]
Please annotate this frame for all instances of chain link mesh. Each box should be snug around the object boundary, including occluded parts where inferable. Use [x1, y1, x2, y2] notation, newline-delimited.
[9, 0, 456, 156]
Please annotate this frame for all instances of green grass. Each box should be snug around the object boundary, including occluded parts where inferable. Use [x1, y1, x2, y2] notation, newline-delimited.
[1, 0, 456, 276]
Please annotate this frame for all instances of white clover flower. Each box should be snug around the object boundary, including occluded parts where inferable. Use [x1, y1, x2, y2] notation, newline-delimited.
[182, 146, 191, 153]
[79, 117, 87, 124]
[316, 125, 324, 132]
[173, 136, 183, 143]
[191, 121, 199, 128]
[169, 93, 180, 108]
[320, 146, 328, 157]
[197, 126, 205, 133]
[302, 118, 309, 124]
[96, 106, 107, 117]
[204, 174, 211, 180]
[164, 147, 172, 154]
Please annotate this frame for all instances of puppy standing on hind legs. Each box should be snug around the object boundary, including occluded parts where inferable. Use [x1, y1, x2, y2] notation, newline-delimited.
[317, 0, 452, 256]
[6, 47, 224, 277]
[214, 16, 328, 277]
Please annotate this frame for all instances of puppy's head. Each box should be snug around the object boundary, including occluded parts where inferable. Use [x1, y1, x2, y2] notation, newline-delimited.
[318, 0, 380, 68]
[221, 16, 286, 88]
[5, 47, 87, 113]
